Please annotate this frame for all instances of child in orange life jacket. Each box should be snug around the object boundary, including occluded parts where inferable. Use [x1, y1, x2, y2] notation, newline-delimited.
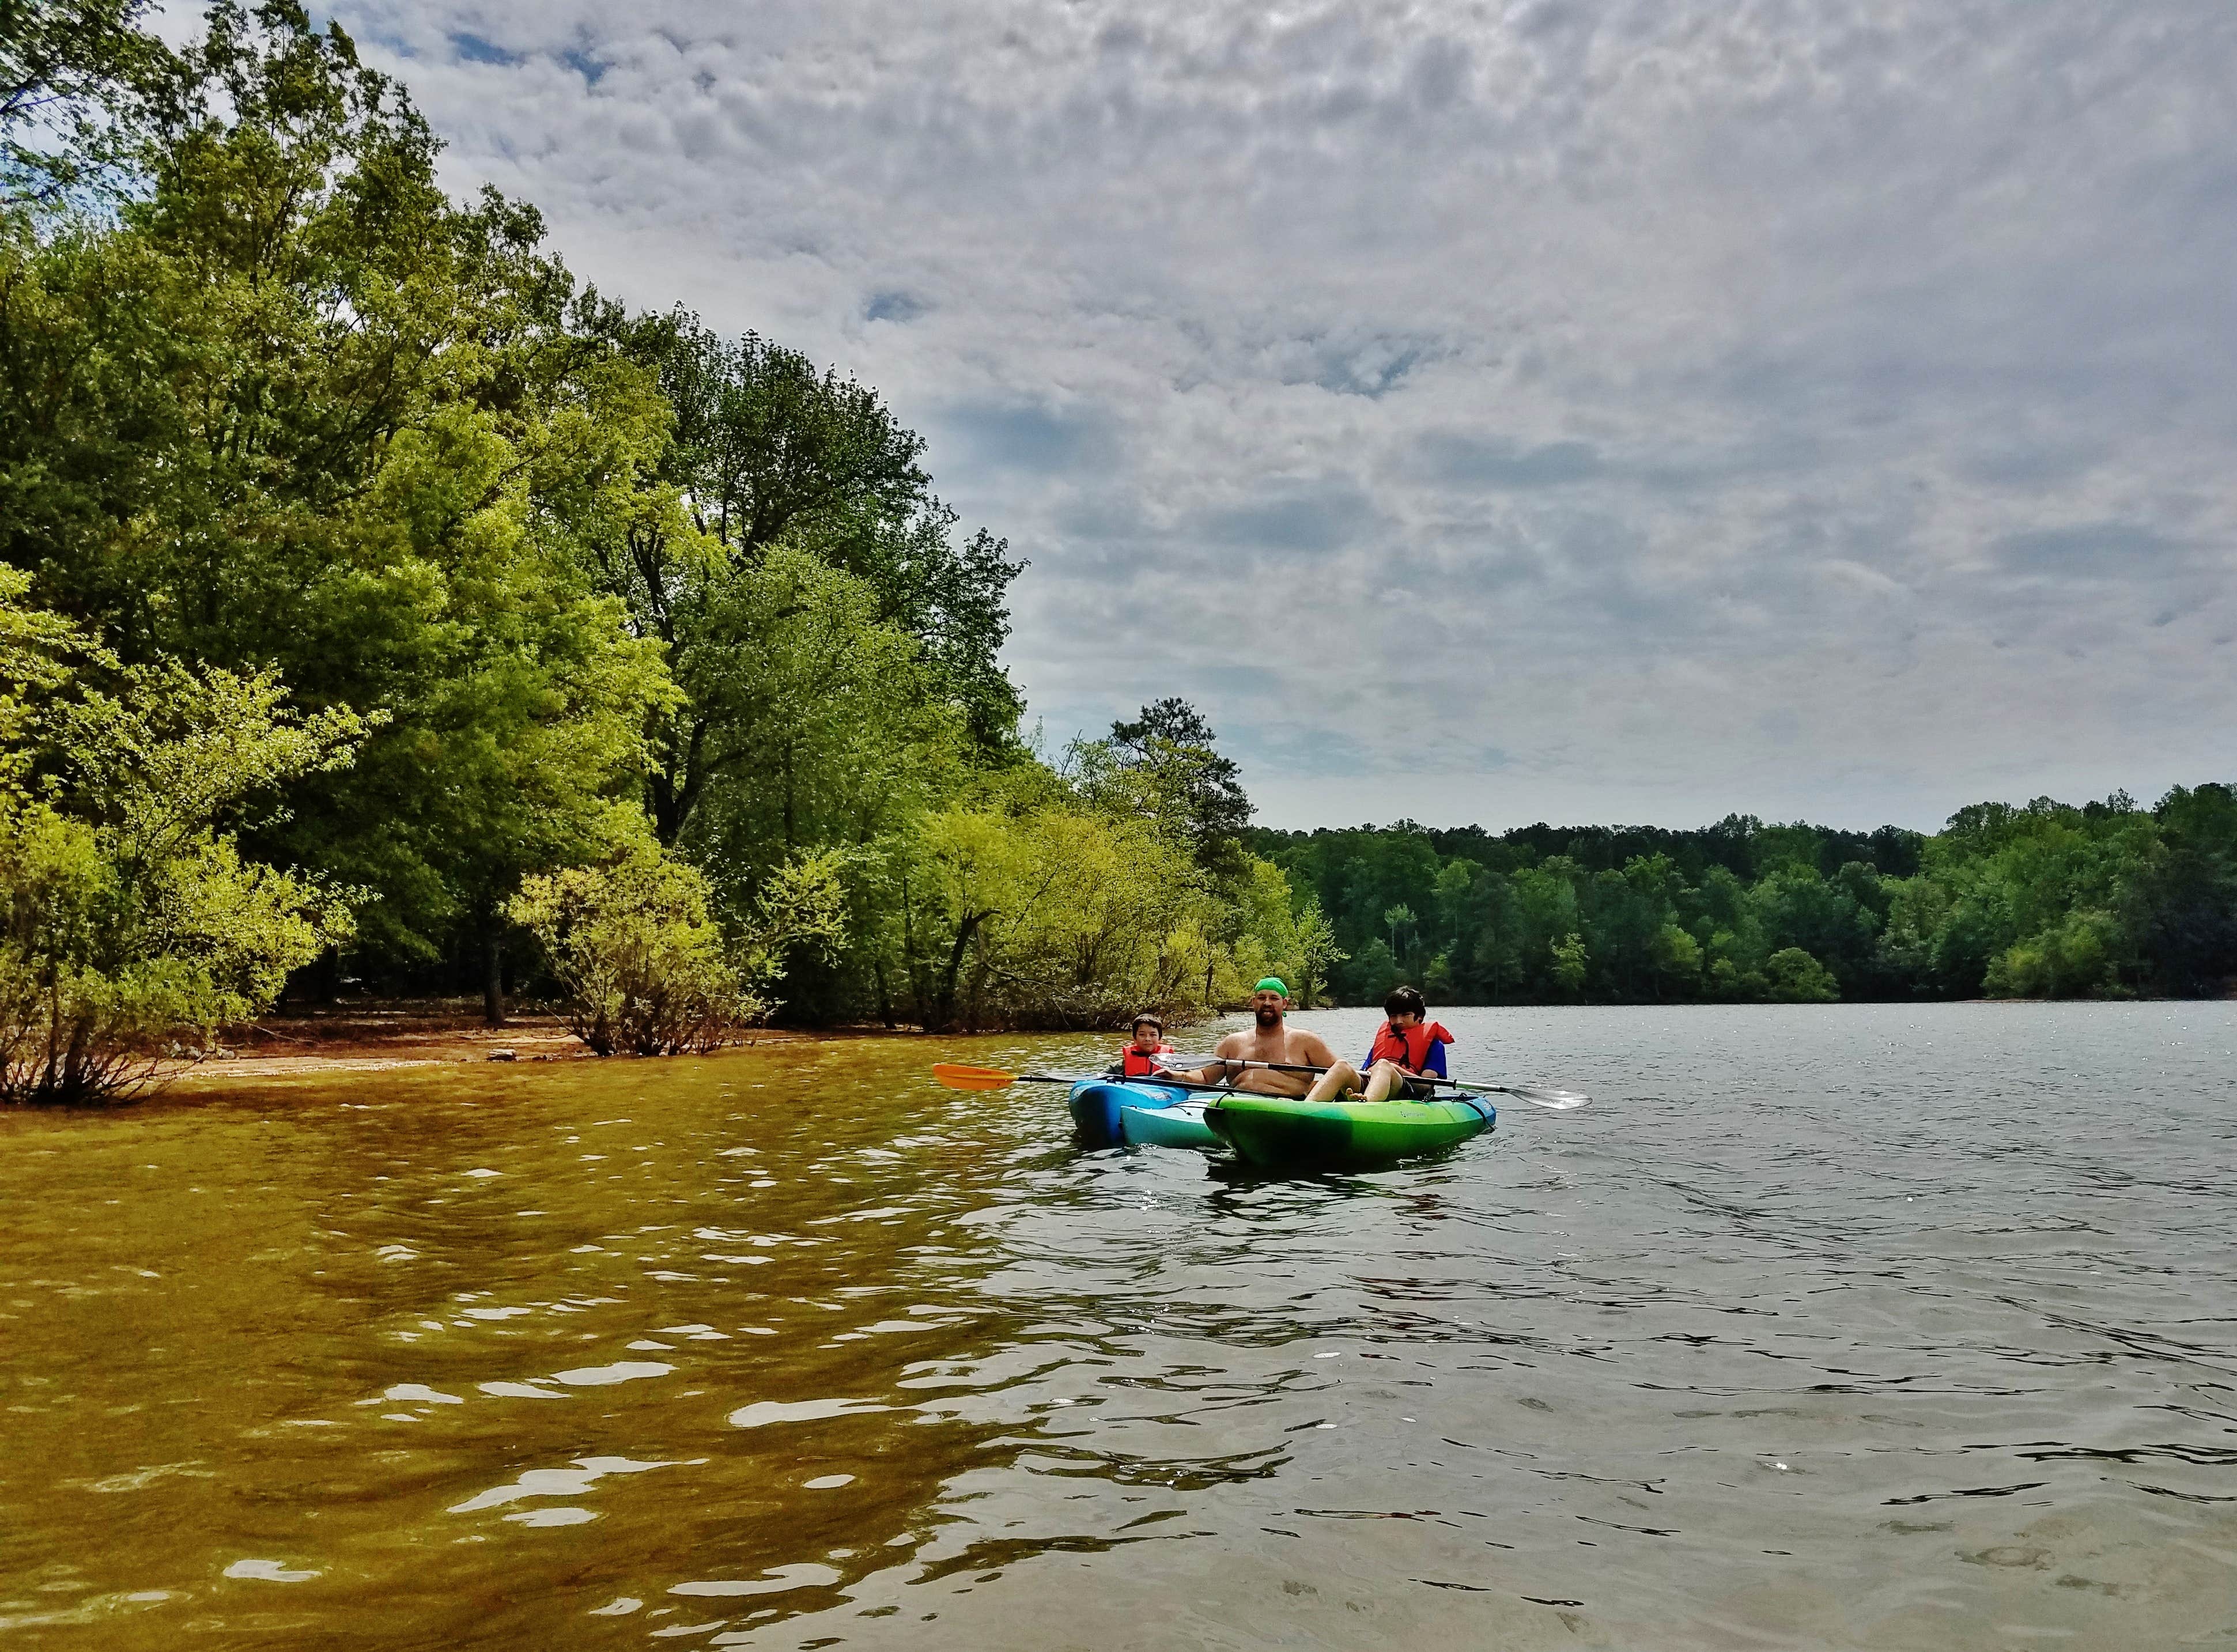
[1302, 985, 1453, 1103]
[1106, 1012, 1179, 1080]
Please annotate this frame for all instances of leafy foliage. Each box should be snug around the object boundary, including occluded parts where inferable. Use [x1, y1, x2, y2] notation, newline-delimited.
[0, 0, 172, 209]
[0, 5, 678, 973]
[509, 819, 856, 1055]
[0, 569, 365, 1101]
[513, 836, 723, 1057]
[603, 313, 1025, 846]
[884, 802, 1215, 1032]
[1071, 697, 1254, 881]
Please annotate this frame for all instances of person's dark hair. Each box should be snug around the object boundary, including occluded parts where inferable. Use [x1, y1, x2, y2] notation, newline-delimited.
[1132, 1012, 1163, 1033]
[1384, 985, 1427, 1022]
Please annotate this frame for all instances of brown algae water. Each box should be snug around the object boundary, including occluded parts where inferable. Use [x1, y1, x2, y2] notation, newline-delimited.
[1, 1004, 2233, 1650]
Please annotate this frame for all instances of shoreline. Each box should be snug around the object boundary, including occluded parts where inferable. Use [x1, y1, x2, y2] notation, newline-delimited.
[95, 992, 2237, 1107]
[157, 1001, 857, 1088]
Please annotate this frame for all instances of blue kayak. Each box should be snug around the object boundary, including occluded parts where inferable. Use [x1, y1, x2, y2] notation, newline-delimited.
[1118, 1098, 1217, 1149]
[1068, 1079, 1221, 1150]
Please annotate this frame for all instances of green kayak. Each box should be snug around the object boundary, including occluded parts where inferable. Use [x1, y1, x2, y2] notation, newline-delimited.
[1203, 1092, 1494, 1170]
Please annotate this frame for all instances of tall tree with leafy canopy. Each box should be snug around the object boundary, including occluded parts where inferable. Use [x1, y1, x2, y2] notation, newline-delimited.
[0, 2, 677, 1011]
[589, 313, 1023, 850]
[0, 0, 175, 209]
[1074, 697, 1254, 882]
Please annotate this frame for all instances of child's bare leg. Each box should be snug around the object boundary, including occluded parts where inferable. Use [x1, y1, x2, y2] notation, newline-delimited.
[1360, 1059, 1405, 1102]
[1305, 1060, 1362, 1103]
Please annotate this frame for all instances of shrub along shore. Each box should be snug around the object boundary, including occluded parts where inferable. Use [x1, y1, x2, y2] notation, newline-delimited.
[2, 7, 2231, 1105]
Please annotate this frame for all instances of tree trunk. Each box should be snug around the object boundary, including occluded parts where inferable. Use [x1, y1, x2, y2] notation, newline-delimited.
[936, 910, 985, 1032]
[482, 930, 506, 1027]
[649, 717, 709, 845]
[898, 859, 922, 1025]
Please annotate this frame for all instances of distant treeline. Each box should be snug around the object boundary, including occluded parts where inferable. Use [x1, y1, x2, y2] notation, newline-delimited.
[1252, 787, 2237, 1004]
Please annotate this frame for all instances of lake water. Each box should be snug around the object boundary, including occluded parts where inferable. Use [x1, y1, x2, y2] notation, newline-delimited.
[2, 1004, 2232, 1650]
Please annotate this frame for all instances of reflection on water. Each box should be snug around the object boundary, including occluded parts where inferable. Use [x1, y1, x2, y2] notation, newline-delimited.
[1, 1005, 2233, 1649]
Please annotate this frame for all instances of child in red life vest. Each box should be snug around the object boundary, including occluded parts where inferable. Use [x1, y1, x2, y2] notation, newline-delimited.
[1302, 985, 1453, 1103]
[1106, 1012, 1179, 1080]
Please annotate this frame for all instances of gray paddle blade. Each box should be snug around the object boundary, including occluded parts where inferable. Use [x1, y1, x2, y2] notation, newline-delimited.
[1452, 1082, 1589, 1109]
[1509, 1084, 1590, 1109]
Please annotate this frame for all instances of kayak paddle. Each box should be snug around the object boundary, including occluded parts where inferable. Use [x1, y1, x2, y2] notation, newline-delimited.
[934, 1060, 1588, 1110]
[1162, 1055, 1586, 1108]
[1460, 1082, 1590, 1110]
[931, 1063, 1237, 1096]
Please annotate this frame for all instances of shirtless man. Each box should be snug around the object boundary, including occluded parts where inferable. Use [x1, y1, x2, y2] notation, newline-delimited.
[1184, 978, 1339, 1096]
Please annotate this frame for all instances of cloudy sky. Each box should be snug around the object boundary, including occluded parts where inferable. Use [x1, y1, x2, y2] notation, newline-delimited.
[332, 0, 2237, 831]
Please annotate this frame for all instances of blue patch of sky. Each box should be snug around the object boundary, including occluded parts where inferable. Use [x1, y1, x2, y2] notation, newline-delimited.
[451, 32, 519, 67]
[1228, 721, 1379, 780]
[1199, 484, 1373, 555]
[864, 290, 926, 323]
[1996, 521, 2182, 576]
[1415, 433, 1601, 489]
[943, 402, 1099, 470]
[1312, 344, 1422, 399]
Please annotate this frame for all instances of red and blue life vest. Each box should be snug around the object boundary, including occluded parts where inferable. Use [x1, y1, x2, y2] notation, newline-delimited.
[1366, 1020, 1454, 1076]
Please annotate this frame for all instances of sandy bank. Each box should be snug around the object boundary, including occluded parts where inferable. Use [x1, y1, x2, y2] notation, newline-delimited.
[163, 1001, 828, 1086]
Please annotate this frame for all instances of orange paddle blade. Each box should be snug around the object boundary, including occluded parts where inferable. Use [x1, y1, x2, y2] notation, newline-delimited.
[932, 1063, 1018, 1091]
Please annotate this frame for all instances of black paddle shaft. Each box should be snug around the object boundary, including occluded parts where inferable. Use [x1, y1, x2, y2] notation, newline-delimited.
[1019, 1071, 1240, 1095]
[1169, 1054, 1479, 1091]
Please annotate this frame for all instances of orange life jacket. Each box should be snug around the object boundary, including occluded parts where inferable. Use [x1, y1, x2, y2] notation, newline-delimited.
[1121, 1042, 1178, 1078]
[1367, 1020, 1454, 1073]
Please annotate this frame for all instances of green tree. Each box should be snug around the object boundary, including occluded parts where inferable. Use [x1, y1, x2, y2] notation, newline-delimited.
[1983, 909, 2125, 999]
[1513, 859, 1585, 997]
[1290, 897, 1346, 1008]
[507, 820, 848, 1054]
[670, 546, 966, 875]
[889, 801, 1213, 1031]
[613, 315, 1024, 830]
[2123, 785, 2237, 993]
[1550, 932, 1589, 1000]
[1649, 922, 1703, 996]
[0, 3, 679, 1012]
[510, 840, 748, 1056]
[1347, 936, 1400, 1003]
[1244, 784, 2235, 1006]
[1764, 947, 1838, 1002]
[1073, 697, 1253, 881]
[1381, 902, 1418, 968]
[1752, 866, 1877, 992]
[0, 0, 173, 209]
[1, 572, 368, 1101]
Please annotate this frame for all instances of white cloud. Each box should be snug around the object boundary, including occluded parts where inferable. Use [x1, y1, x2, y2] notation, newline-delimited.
[337, 0, 2237, 829]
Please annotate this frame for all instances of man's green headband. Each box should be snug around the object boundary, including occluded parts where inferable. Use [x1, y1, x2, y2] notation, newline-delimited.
[1254, 977, 1288, 996]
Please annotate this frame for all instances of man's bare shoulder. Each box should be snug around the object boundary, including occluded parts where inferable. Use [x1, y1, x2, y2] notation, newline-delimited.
[1293, 1028, 1340, 1063]
[1212, 1030, 1249, 1056]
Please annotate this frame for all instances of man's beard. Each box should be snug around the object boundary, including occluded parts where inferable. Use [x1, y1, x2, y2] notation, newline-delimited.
[1254, 1006, 1282, 1029]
